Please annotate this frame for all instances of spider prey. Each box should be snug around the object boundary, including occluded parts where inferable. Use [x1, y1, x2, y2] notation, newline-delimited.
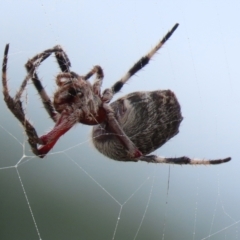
[2, 23, 231, 165]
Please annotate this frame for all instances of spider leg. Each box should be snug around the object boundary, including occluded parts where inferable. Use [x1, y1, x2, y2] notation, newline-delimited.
[82, 65, 104, 96]
[24, 46, 69, 122]
[26, 45, 71, 73]
[25, 67, 58, 122]
[2, 44, 43, 156]
[102, 23, 179, 103]
[53, 45, 71, 72]
[139, 155, 231, 165]
[37, 108, 83, 157]
[102, 103, 142, 159]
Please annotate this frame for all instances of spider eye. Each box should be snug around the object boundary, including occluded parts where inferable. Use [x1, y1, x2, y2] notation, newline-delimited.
[68, 88, 83, 98]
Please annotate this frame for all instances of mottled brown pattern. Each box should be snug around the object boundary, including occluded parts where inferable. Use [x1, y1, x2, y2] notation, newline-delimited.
[92, 90, 183, 161]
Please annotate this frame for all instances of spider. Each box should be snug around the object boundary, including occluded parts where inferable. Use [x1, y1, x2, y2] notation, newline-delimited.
[2, 23, 231, 165]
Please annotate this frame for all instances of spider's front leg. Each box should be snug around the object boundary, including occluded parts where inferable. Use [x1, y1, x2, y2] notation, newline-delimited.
[25, 45, 69, 122]
[37, 108, 81, 157]
[2, 44, 43, 156]
[35, 68, 102, 157]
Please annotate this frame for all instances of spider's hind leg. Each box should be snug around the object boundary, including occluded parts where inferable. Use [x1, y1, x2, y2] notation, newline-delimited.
[107, 23, 179, 100]
[140, 155, 231, 165]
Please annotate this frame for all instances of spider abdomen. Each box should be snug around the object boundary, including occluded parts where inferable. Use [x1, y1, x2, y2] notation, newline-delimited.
[92, 90, 183, 161]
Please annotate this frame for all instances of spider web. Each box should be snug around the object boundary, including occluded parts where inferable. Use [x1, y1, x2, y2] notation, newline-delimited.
[0, 1, 240, 240]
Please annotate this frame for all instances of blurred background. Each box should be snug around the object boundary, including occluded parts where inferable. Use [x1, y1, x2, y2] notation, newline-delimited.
[0, 1, 239, 239]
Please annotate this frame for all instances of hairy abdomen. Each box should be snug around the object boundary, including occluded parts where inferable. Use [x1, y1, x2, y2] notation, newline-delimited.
[92, 90, 183, 161]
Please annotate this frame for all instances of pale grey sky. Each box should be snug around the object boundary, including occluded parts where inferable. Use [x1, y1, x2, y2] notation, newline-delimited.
[0, 1, 239, 239]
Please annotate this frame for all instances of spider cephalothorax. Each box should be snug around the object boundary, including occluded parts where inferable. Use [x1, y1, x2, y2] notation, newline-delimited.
[2, 23, 231, 165]
[53, 72, 102, 123]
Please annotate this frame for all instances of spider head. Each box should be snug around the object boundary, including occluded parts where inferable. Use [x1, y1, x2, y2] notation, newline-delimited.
[53, 72, 101, 119]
